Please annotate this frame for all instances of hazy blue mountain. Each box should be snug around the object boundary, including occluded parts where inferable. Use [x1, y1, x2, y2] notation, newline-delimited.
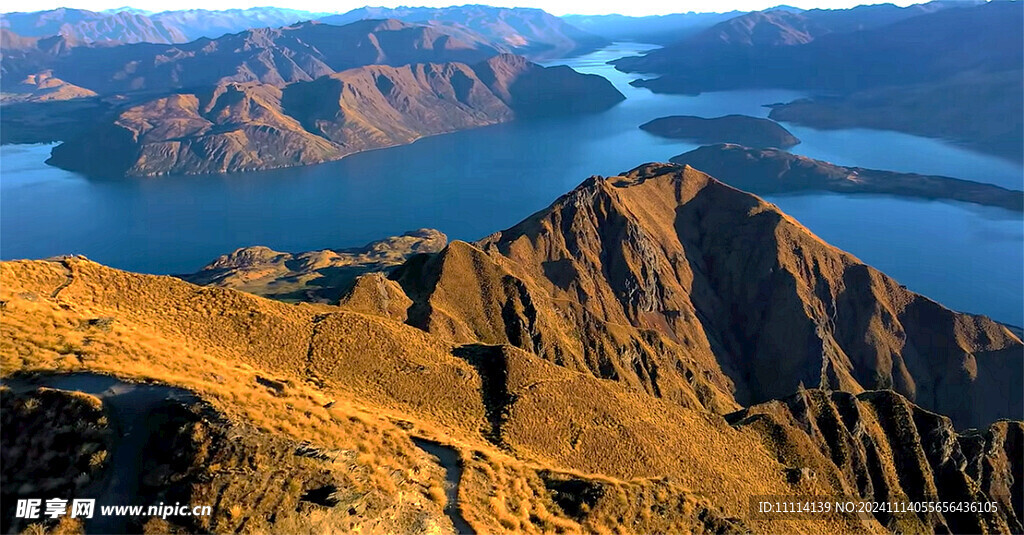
[615, 0, 986, 72]
[149, 8, 329, 40]
[615, 1, 1022, 161]
[1, 7, 186, 44]
[560, 11, 741, 44]
[319, 5, 608, 59]
[1, 19, 505, 95]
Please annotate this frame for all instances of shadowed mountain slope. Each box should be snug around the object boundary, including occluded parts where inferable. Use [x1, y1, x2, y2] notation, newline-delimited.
[453, 164, 1022, 430]
[613, 0, 990, 76]
[45, 54, 624, 176]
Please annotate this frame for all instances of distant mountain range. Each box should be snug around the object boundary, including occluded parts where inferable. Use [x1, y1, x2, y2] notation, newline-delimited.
[561, 11, 741, 45]
[320, 5, 608, 59]
[1, 10, 624, 176]
[615, 1, 1020, 161]
[148, 7, 329, 40]
[46, 54, 624, 176]
[1, 7, 187, 44]
[1, 5, 607, 59]
[1, 7, 327, 43]
[2, 19, 506, 95]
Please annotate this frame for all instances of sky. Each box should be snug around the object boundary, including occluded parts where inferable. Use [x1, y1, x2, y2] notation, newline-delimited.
[5, 0, 926, 17]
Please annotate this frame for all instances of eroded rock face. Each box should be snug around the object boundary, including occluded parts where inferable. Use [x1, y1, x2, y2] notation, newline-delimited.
[47, 54, 623, 177]
[729, 389, 1024, 534]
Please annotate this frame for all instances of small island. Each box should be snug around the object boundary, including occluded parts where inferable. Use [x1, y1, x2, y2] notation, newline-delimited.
[640, 114, 800, 148]
[671, 144, 1024, 212]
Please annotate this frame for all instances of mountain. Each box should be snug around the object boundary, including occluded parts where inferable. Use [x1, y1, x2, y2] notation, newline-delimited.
[2, 19, 506, 96]
[687, 8, 830, 47]
[561, 11, 740, 45]
[148, 8, 329, 40]
[46, 54, 624, 176]
[671, 144, 1024, 211]
[2, 163, 1020, 533]
[178, 162, 1023, 430]
[639, 114, 800, 148]
[0, 8, 186, 44]
[319, 5, 608, 59]
[614, 1, 1023, 161]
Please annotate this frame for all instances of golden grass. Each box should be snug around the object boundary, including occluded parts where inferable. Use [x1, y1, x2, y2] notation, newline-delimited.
[1, 257, 878, 533]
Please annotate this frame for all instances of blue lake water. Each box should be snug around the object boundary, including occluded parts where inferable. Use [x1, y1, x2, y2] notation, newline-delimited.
[1, 42, 1022, 325]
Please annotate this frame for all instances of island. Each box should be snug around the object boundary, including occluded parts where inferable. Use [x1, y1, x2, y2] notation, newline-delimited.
[640, 114, 800, 148]
[671, 144, 1024, 211]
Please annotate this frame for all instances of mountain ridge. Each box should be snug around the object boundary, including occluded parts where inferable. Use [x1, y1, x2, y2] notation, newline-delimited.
[319, 4, 608, 59]
[45, 54, 624, 176]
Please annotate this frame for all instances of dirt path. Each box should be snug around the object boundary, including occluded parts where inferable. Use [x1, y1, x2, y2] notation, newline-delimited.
[3, 373, 197, 534]
[411, 438, 476, 535]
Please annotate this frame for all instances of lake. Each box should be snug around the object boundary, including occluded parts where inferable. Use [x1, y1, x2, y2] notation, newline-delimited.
[1, 42, 1021, 325]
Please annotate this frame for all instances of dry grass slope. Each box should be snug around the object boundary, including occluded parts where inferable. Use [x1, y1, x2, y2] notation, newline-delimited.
[3, 256, 870, 533]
